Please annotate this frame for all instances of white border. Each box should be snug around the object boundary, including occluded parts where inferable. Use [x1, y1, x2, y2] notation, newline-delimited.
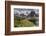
[11, 5, 42, 31]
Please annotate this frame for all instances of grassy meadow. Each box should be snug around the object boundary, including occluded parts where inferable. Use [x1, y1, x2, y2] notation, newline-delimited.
[14, 16, 37, 27]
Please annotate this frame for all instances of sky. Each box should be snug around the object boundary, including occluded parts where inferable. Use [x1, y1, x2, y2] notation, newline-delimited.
[14, 8, 39, 16]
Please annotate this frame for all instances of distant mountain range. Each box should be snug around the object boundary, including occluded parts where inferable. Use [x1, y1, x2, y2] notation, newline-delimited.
[14, 11, 39, 18]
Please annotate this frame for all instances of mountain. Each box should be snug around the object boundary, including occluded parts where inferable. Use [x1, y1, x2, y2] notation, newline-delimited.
[14, 11, 39, 19]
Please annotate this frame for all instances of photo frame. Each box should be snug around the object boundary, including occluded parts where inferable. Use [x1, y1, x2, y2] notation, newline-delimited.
[5, 1, 45, 35]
